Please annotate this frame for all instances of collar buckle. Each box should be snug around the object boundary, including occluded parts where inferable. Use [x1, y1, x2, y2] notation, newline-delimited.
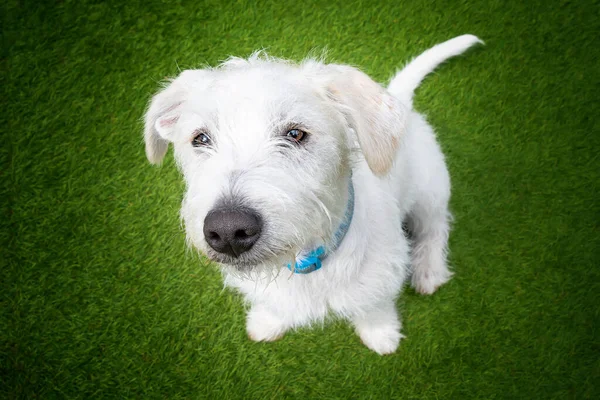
[286, 176, 354, 274]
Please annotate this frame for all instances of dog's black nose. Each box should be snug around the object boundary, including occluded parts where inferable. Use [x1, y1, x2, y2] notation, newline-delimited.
[203, 208, 262, 257]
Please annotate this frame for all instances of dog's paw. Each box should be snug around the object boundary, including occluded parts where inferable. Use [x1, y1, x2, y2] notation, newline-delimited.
[246, 306, 287, 342]
[357, 324, 404, 355]
[411, 268, 452, 295]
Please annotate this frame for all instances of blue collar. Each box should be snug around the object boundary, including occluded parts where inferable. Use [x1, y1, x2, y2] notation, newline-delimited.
[287, 176, 355, 274]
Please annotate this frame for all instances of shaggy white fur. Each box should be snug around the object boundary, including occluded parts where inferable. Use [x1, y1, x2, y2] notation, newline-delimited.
[143, 34, 482, 354]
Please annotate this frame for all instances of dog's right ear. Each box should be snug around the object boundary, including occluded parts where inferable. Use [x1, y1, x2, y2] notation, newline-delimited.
[143, 70, 210, 164]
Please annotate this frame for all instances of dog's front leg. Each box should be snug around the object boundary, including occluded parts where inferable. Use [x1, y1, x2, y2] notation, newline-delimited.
[352, 301, 404, 355]
[246, 304, 288, 342]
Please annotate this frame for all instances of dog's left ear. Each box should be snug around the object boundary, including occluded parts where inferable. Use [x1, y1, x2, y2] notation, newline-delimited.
[313, 64, 407, 176]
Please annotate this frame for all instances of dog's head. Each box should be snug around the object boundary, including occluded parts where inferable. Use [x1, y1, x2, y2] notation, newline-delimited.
[143, 54, 407, 271]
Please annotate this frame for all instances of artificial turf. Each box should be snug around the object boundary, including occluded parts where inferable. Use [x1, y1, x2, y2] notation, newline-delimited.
[2, 0, 599, 398]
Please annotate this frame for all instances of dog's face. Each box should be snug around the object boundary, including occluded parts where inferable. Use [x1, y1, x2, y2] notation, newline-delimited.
[144, 55, 406, 271]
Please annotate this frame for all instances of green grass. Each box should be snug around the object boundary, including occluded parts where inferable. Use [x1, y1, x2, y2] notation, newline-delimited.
[2, 0, 599, 398]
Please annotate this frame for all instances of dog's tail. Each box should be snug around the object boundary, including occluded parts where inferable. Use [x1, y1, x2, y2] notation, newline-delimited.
[387, 34, 483, 107]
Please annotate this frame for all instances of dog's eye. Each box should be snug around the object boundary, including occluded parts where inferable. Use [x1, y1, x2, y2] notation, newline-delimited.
[286, 129, 307, 143]
[192, 132, 211, 147]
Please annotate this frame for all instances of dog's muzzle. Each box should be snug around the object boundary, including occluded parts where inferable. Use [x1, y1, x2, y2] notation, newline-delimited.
[203, 207, 263, 257]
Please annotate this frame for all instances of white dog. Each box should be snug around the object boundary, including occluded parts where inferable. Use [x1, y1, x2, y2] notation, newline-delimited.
[143, 35, 482, 354]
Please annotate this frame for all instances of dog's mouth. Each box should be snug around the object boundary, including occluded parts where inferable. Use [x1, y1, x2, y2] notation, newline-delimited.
[202, 240, 297, 271]
[206, 252, 261, 269]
